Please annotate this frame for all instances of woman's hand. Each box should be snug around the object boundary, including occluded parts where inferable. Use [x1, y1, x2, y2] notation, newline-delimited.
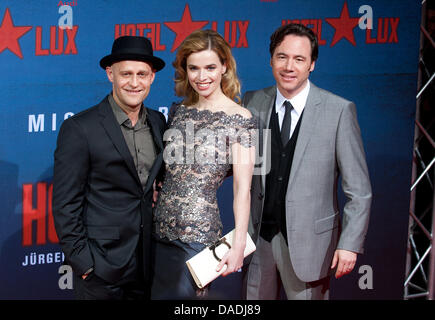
[216, 244, 245, 276]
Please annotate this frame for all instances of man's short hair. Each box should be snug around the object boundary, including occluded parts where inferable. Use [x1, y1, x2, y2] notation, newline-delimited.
[269, 23, 319, 62]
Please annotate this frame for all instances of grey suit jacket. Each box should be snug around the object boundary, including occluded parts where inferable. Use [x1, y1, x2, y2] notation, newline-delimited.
[243, 83, 372, 282]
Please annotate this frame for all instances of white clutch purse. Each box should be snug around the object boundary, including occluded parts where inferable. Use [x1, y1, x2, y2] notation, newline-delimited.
[186, 229, 256, 289]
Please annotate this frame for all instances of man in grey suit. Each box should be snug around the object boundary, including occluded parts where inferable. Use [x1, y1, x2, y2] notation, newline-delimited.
[243, 23, 372, 300]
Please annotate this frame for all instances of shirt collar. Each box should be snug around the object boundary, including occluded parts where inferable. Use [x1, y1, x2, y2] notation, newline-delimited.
[275, 80, 310, 116]
[108, 93, 146, 127]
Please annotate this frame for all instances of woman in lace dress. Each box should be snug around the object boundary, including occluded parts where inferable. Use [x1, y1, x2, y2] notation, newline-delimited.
[151, 29, 256, 299]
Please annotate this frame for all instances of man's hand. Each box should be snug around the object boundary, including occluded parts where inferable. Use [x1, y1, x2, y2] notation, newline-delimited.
[331, 249, 357, 279]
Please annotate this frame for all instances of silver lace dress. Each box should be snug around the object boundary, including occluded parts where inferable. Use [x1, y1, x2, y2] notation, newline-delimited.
[153, 104, 257, 246]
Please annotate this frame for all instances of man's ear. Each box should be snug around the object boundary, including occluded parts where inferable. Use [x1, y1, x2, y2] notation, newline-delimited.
[309, 60, 315, 72]
[106, 66, 114, 83]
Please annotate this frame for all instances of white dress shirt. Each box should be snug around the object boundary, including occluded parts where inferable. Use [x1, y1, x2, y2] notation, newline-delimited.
[275, 80, 310, 140]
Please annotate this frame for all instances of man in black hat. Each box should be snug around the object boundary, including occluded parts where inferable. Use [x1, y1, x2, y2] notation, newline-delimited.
[53, 36, 166, 299]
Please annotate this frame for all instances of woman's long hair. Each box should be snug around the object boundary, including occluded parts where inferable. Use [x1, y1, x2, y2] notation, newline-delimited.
[173, 29, 241, 106]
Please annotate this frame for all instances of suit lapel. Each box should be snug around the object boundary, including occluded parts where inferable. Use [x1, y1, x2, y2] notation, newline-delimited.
[259, 86, 276, 192]
[143, 109, 164, 192]
[98, 97, 142, 187]
[287, 83, 322, 190]
[146, 109, 164, 154]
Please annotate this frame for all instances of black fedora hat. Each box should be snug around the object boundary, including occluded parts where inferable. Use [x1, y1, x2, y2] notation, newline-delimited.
[100, 36, 165, 71]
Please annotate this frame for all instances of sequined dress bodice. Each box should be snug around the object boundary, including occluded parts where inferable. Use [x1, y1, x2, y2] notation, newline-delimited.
[153, 105, 257, 245]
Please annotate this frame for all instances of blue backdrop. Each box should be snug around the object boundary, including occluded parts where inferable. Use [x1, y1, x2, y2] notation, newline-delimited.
[0, 0, 420, 299]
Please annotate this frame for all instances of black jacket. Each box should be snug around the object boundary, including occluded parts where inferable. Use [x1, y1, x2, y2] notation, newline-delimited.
[52, 95, 166, 284]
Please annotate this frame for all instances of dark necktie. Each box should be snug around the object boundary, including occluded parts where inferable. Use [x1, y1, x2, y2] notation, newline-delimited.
[281, 100, 293, 146]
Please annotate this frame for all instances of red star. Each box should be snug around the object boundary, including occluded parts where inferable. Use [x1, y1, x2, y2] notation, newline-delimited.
[0, 8, 32, 59]
[325, 2, 360, 47]
[164, 4, 208, 52]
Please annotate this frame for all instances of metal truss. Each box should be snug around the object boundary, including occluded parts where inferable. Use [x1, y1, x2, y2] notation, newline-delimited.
[404, 0, 435, 300]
